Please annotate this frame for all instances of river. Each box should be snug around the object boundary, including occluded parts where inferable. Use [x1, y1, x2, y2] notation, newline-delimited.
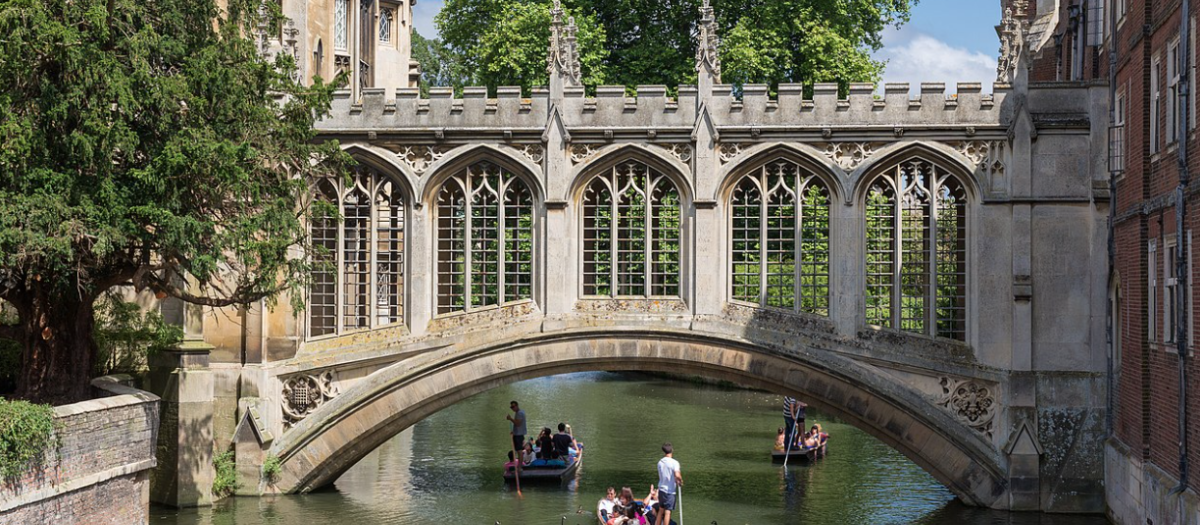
[152, 372, 1108, 524]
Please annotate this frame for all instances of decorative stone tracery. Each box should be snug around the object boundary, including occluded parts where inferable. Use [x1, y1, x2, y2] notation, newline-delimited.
[938, 376, 996, 438]
[717, 142, 747, 164]
[823, 142, 881, 171]
[570, 143, 600, 164]
[282, 371, 339, 428]
[655, 143, 693, 164]
[396, 145, 449, 174]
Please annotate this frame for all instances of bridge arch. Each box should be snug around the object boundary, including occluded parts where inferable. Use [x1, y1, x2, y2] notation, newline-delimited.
[270, 332, 1008, 508]
[338, 143, 420, 196]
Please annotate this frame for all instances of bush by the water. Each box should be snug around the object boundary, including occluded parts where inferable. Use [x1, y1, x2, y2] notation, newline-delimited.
[0, 398, 56, 481]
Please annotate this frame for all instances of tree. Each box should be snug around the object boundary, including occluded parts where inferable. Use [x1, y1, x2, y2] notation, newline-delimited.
[411, 30, 469, 96]
[436, 0, 607, 93]
[436, 0, 916, 91]
[0, 0, 347, 403]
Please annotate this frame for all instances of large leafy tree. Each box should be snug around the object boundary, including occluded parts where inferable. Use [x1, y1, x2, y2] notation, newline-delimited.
[0, 0, 346, 403]
[433, 0, 915, 91]
[436, 0, 607, 93]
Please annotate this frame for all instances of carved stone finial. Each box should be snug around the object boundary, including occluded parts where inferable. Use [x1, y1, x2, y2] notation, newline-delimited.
[996, 6, 1027, 83]
[695, 0, 721, 79]
[547, 1, 581, 85]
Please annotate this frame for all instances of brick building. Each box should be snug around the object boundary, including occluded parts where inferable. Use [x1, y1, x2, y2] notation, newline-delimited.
[1088, 0, 1200, 522]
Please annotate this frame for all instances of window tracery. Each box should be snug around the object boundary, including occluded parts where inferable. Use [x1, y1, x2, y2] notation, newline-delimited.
[863, 158, 967, 340]
[729, 159, 831, 315]
[582, 160, 682, 298]
[308, 166, 406, 338]
[436, 162, 534, 314]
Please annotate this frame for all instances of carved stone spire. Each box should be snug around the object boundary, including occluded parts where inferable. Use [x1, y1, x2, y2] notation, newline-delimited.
[695, 0, 721, 80]
[996, 2, 1028, 83]
[547, 0, 581, 86]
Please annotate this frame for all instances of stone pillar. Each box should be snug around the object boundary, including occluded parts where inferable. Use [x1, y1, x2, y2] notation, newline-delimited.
[691, 0, 723, 316]
[147, 292, 215, 507]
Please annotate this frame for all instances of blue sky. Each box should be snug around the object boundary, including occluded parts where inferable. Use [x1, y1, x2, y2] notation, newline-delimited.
[413, 0, 1002, 89]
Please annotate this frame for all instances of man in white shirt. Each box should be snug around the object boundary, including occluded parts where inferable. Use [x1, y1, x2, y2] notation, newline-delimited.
[597, 486, 617, 523]
[654, 442, 682, 525]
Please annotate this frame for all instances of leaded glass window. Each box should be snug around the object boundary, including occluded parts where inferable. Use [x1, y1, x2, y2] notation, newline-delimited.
[436, 162, 534, 314]
[582, 160, 682, 298]
[379, 8, 392, 43]
[334, 0, 349, 50]
[728, 159, 830, 315]
[863, 158, 967, 341]
[307, 166, 406, 338]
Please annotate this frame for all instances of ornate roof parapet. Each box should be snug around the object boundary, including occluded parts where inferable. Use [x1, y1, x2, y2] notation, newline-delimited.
[322, 81, 1011, 132]
[695, 0, 722, 81]
[548, 0, 582, 89]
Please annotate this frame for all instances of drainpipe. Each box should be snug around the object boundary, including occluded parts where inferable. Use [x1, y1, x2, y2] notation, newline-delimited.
[1106, 0, 1119, 438]
[1171, 0, 1192, 498]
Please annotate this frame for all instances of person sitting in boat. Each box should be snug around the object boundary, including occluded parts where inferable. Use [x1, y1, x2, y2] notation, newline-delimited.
[811, 424, 829, 445]
[553, 423, 578, 460]
[536, 427, 557, 460]
[522, 441, 536, 464]
[598, 486, 618, 523]
[774, 427, 786, 451]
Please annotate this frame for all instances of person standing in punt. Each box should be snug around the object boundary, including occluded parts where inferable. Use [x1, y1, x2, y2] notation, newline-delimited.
[506, 400, 527, 454]
[654, 443, 682, 525]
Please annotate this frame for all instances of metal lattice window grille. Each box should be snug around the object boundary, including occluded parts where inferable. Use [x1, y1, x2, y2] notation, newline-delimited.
[582, 160, 681, 298]
[307, 166, 406, 338]
[334, 0, 349, 50]
[436, 162, 534, 314]
[728, 159, 830, 315]
[863, 159, 967, 341]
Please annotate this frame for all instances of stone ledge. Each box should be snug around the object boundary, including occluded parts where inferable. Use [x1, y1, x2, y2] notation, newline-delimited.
[0, 459, 156, 513]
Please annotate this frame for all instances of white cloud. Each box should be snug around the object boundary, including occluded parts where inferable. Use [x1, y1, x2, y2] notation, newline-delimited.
[874, 28, 997, 92]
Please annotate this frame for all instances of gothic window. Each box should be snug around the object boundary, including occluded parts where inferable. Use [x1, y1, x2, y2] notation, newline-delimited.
[334, 0, 349, 50]
[436, 162, 534, 314]
[863, 158, 967, 341]
[307, 165, 406, 338]
[379, 8, 392, 43]
[582, 160, 682, 298]
[729, 159, 830, 315]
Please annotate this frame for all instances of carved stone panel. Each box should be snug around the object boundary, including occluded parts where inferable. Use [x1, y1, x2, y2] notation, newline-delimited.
[282, 371, 339, 429]
[938, 376, 997, 439]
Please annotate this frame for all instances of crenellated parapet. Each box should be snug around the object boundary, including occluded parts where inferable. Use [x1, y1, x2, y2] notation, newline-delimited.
[321, 81, 1011, 134]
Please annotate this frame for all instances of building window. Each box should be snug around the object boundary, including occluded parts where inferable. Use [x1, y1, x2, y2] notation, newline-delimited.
[307, 166, 405, 338]
[582, 160, 682, 298]
[334, 0, 349, 51]
[379, 8, 392, 43]
[729, 158, 831, 315]
[1149, 239, 1158, 342]
[863, 158, 968, 341]
[1152, 57, 1161, 153]
[1168, 40, 1181, 144]
[1111, 88, 1126, 174]
[1166, 239, 1178, 343]
[436, 162, 534, 314]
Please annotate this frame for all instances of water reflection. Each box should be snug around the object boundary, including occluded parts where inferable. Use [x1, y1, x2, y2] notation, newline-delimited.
[151, 372, 1107, 525]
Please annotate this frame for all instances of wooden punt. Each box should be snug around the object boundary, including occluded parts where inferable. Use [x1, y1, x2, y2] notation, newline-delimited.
[504, 449, 583, 483]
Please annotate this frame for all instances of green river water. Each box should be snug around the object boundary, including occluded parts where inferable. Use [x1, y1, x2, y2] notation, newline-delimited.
[151, 372, 1108, 525]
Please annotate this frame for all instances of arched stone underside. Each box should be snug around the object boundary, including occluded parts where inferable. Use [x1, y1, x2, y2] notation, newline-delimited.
[271, 330, 1008, 508]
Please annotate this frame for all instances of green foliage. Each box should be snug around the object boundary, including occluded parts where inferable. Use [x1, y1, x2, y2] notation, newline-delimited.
[0, 398, 56, 481]
[93, 294, 183, 376]
[434, 0, 915, 92]
[412, 30, 469, 97]
[0, 0, 350, 399]
[212, 451, 239, 498]
[435, 0, 607, 94]
[261, 454, 281, 482]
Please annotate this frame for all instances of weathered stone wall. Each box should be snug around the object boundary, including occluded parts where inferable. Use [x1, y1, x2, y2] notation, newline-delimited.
[0, 376, 159, 525]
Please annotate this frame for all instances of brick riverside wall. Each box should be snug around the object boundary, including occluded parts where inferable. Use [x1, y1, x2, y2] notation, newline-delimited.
[0, 376, 160, 524]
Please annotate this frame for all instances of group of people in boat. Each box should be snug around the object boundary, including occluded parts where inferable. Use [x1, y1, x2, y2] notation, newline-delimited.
[776, 396, 829, 451]
[596, 442, 683, 525]
[506, 422, 581, 468]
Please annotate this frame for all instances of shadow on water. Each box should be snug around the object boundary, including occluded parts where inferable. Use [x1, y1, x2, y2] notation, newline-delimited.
[151, 372, 1109, 525]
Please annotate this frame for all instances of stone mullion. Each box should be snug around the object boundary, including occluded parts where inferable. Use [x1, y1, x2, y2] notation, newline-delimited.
[368, 173, 379, 330]
[928, 176, 939, 338]
[464, 177, 475, 311]
[497, 179, 509, 305]
[335, 185, 346, 335]
[609, 174, 619, 297]
[758, 170, 769, 307]
[892, 170, 903, 332]
[644, 178, 654, 297]
[794, 176, 804, 314]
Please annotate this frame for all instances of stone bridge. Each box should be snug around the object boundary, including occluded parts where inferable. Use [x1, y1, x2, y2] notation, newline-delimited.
[164, 4, 1111, 514]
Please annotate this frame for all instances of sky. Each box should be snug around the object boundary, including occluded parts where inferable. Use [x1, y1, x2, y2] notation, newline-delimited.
[412, 0, 1002, 90]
